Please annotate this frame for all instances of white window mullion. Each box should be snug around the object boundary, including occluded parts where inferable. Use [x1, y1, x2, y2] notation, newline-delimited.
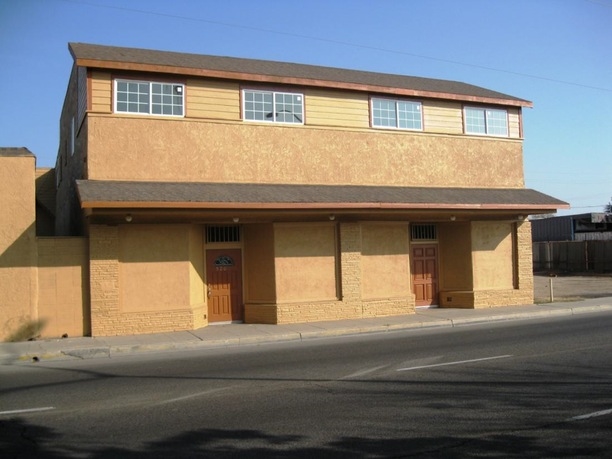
[394, 102, 401, 129]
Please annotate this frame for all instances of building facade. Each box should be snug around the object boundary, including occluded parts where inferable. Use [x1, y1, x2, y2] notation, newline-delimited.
[4, 42, 568, 339]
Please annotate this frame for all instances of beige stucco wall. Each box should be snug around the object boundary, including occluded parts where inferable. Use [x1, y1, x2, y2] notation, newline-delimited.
[0, 154, 38, 341]
[86, 116, 525, 188]
[469, 221, 533, 308]
[361, 223, 411, 299]
[438, 222, 473, 291]
[2, 154, 90, 341]
[85, 71, 525, 190]
[188, 225, 206, 328]
[89, 224, 206, 336]
[37, 238, 89, 338]
[119, 225, 193, 312]
[243, 223, 276, 303]
[471, 221, 515, 290]
[247, 222, 416, 324]
[274, 223, 338, 303]
[440, 220, 534, 308]
[87, 220, 416, 332]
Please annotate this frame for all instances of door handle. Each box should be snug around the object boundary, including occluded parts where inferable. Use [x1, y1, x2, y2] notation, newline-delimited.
[207, 287, 212, 298]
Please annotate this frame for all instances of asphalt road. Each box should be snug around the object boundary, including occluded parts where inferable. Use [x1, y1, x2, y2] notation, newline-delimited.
[2, 312, 612, 458]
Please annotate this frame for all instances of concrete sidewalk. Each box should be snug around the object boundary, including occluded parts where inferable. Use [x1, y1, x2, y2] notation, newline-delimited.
[2, 297, 612, 364]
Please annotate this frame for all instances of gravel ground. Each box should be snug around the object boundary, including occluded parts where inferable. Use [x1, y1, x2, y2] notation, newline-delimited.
[534, 273, 612, 302]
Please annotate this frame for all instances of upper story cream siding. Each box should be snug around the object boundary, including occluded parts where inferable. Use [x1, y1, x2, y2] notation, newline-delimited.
[186, 79, 240, 120]
[508, 108, 521, 138]
[91, 71, 112, 113]
[86, 70, 523, 139]
[422, 100, 463, 135]
[304, 89, 369, 128]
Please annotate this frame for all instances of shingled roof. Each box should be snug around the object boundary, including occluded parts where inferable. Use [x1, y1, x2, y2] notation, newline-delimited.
[69, 42, 532, 107]
[76, 180, 567, 212]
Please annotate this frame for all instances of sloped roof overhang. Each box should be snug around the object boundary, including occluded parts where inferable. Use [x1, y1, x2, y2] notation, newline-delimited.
[77, 180, 568, 222]
[69, 43, 532, 108]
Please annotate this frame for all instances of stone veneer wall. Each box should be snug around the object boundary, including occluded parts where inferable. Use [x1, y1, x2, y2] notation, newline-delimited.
[248, 222, 416, 325]
[472, 220, 534, 308]
[89, 225, 204, 336]
[442, 220, 534, 309]
[86, 221, 531, 333]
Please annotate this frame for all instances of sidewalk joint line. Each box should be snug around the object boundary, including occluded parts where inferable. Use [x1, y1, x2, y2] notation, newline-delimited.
[187, 330, 204, 341]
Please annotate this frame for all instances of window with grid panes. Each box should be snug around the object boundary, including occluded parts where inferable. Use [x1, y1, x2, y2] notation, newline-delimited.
[464, 107, 508, 136]
[371, 98, 422, 130]
[243, 89, 303, 124]
[115, 79, 184, 116]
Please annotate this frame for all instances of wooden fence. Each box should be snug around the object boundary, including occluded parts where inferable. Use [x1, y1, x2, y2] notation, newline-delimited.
[533, 241, 612, 273]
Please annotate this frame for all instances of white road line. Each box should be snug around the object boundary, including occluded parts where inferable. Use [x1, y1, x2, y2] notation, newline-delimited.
[569, 408, 612, 421]
[397, 355, 513, 372]
[152, 387, 232, 406]
[340, 365, 389, 380]
[0, 407, 55, 416]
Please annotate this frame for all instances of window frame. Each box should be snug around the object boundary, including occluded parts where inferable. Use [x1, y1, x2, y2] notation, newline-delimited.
[370, 97, 423, 131]
[464, 106, 508, 137]
[242, 89, 304, 125]
[114, 78, 185, 117]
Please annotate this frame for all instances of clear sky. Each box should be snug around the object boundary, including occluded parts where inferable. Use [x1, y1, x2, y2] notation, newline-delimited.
[1, 0, 610, 216]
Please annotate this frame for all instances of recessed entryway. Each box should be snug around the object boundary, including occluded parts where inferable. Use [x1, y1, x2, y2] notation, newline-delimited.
[410, 224, 439, 307]
[412, 244, 438, 306]
[206, 248, 244, 323]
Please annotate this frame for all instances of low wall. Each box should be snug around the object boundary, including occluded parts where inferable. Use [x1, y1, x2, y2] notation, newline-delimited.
[37, 237, 90, 338]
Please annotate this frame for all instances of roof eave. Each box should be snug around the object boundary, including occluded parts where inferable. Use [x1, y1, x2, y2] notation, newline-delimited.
[74, 57, 532, 108]
[80, 200, 568, 211]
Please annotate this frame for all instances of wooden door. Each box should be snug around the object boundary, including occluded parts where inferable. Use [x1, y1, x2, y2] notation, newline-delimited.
[206, 249, 243, 322]
[412, 245, 438, 306]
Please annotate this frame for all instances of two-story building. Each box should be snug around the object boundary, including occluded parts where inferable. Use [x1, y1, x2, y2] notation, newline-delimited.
[43, 42, 568, 337]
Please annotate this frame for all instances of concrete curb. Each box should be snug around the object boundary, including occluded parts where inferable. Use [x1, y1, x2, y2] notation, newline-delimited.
[569, 304, 612, 314]
[447, 309, 574, 326]
[2, 303, 612, 364]
[446, 304, 612, 326]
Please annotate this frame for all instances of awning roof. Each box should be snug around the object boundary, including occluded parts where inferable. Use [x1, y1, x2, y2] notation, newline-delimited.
[77, 180, 568, 212]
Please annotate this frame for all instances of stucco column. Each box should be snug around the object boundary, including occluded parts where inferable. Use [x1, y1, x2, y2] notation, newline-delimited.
[339, 222, 361, 303]
[516, 220, 534, 296]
